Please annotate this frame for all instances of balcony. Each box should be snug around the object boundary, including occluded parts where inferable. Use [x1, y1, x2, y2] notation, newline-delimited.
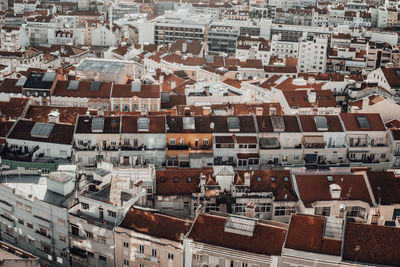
[190, 145, 212, 151]
[303, 136, 325, 149]
[0, 200, 13, 212]
[120, 145, 143, 151]
[0, 214, 14, 224]
[35, 230, 51, 239]
[167, 145, 189, 150]
[34, 214, 51, 228]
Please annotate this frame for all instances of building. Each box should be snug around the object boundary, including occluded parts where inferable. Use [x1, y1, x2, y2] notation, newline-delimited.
[184, 212, 287, 267]
[115, 207, 192, 267]
[0, 170, 75, 266]
[297, 33, 328, 73]
[68, 164, 147, 267]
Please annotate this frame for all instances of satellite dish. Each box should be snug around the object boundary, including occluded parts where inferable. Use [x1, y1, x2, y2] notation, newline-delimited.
[210, 122, 215, 129]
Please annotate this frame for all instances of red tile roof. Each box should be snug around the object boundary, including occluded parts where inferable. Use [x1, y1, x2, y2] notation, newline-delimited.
[119, 207, 192, 242]
[340, 113, 385, 131]
[299, 115, 344, 132]
[188, 213, 287, 255]
[120, 115, 165, 133]
[24, 105, 88, 125]
[156, 169, 213, 195]
[52, 80, 112, 98]
[111, 84, 160, 98]
[282, 90, 337, 108]
[343, 222, 400, 266]
[294, 174, 373, 207]
[366, 171, 400, 205]
[285, 214, 342, 256]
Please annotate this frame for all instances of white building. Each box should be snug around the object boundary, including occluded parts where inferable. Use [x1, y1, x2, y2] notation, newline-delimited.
[297, 33, 328, 73]
[0, 170, 75, 266]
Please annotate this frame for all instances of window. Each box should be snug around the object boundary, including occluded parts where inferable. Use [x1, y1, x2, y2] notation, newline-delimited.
[108, 210, 116, 218]
[173, 177, 178, 183]
[270, 176, 276, 182]
[179, 138, 184, 145]
[18, 218, 24, 225]
[123, 259, 129, 266]
[170, 139, 176, 145]
[139, 264, 144, 267]
[380, 153, 386, 159]
[25, 205, 32, 213]
[99, 255, 107, 261]
[315, 207, 331, 216]
[58, 218, 66, 226]
[186, 177, 191, 183]
[168, 252, 174, 260]
[59, 234, 66, 242]
[139, 245, 144, 253]
[123, 241, 129, 248]
[16, 201, 22, 208]
[274, 206, 294, 216]
[152, 248, 157, 257]
[86, 231, 93, 239]
[184, 202, 189, 210]
[203, 139, 209, 146]
[81, 202, 89, 210]
[98, 236, 106, 243]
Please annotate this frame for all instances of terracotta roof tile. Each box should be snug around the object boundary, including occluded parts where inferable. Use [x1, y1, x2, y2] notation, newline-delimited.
[119, 207, 192, 242]
[188, 213, 287, 255]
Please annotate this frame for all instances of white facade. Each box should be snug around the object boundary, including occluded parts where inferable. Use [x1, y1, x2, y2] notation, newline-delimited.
[297, 34, 328, 73]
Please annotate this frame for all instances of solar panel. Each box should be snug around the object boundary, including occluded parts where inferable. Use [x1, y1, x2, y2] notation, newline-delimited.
[91, 117, 104, 132]
[67, 80, 80, 90]
[227, 117, 240, 131]
[41, 72, 57, 82]
[89, 81, 101, 91]
[137, 117, 149, 131]
[30, 122, 54, 138]
[131, 81, 141, 92]
[315, 116, 328, 131]
[15, 77, 27, 87]
[356, 116, 370, 129]
[271, 116, 285, 132]
[182, 117, 195, 130]
[224, 215, 257, 237]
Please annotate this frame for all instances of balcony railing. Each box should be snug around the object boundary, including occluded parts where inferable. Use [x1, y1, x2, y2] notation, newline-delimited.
[167, 145, 189, 150]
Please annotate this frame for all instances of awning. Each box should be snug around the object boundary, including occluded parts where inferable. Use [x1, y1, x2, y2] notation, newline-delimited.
[304, 153, 318, 163]
[237, 153, 260, 159]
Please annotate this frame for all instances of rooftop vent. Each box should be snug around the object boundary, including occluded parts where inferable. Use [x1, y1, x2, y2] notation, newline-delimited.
[182, 117, 195, 130]
[30, 122, 54, 138]
[329, 183, 341, 199]
[315, 116, 328, 131]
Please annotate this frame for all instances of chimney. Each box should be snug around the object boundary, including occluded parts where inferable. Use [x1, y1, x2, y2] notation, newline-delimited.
[362, 96, 369, 110]
[308, 76, 315, 85]
[344, 75, 350, 83]
[244, 172, 251, 186]
[171, 80, 176, 89]
[109, 4, 113, 33]
[245, 202, 256, 218]
[256, 106, 263, 116]
[182, 42, 187, 53]
[329, 183, 342, 199]
[159, 74, 164, 85]
[48, 109, 60, 123]
[308, 90, 316, 103]
[269, 107, 276, 115]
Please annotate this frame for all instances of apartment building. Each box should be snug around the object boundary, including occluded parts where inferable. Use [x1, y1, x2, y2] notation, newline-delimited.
[184, 212, 287, 267]
[68, 164, 147, 267]
[115, 207, 191, 267]
[297, 33, 328, 73]
[166, 115, 213, 168]
[73, 116, 120, 166]
[0, 170, 75, 267]
[120, 115, 166, 167]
